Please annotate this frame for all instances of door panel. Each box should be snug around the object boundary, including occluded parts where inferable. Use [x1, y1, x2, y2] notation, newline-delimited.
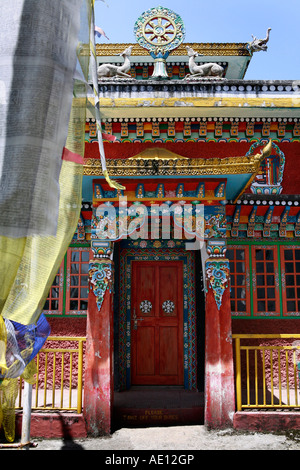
[159, 326, 179, 376]
[159, 266, 178, 317]
[136, 327, 155, 376]
[131, 261, 183, 385]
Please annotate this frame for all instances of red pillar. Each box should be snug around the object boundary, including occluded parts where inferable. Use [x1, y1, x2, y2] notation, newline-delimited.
[204, 255, 235, 429]
[83, 257, 114, 436]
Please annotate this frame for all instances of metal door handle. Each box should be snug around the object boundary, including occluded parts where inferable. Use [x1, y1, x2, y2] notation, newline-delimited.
[132, 308, 144, 330]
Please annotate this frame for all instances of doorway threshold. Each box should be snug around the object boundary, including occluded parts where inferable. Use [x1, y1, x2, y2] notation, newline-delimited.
[113, 388, 204, 430]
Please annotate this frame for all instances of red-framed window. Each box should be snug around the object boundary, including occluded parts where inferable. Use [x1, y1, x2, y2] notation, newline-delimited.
[227, 246, 251, 316]
[43, 246, 89, 316]
[251, 246, 280, 315]
[43, 263, 64, 315]
[280, 246, 300, 315]
[66, 247, 89, 315]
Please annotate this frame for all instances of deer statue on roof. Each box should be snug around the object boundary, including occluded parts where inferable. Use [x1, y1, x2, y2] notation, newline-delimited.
[185, 46, 224, 79]
[97, 45, 133, 79]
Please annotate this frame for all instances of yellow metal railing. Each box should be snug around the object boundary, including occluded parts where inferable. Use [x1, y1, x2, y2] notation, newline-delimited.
[233, 334, 300, 411]
[17, 336, 86, 413]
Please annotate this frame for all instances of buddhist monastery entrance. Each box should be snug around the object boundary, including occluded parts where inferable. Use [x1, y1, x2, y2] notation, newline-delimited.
[117, 242, 201, 393]
[131, 260, 184, 386]
[84, 140, 270, 433]
[112, 244, 205, 429]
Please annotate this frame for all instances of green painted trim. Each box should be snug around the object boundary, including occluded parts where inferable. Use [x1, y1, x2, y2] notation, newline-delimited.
[228, 239, 300, 246]
[69, 242, 90, 248]
[62, 253, 67, 316]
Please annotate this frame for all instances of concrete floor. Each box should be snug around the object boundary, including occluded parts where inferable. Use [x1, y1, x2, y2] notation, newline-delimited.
[8, 425, 300, 451]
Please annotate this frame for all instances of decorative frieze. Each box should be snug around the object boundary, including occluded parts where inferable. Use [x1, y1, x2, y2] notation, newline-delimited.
[231, 205, 241, 238]
[167, 121, 176, 137]
[104, 122, 112, 135]
[214, 121, 223, 137]
[136, 122, 144, 137]
[263, 206, 274, 237]
[86, 117, 300, 143]
[279, 206, 290, 237]
[295, 212, 300, 237]
[246, 121, 255, 137]
[230, 121, 239, 137]
[293, 122, 300, 136]
[183, 121, 191, 137]
[226, 198, 300, 239]
[121, 122, 128, 137]
[152, 122, 160, 138]
[247, 206, 257, 237]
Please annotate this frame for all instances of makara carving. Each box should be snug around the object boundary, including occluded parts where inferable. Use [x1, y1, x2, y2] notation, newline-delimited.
[248, 28, 271, 53]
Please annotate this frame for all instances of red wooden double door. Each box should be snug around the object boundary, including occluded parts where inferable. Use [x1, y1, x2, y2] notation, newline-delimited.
[131, 261, 184, 386]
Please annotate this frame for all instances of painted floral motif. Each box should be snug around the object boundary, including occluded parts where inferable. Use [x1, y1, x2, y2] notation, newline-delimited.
[206, 260, 230, 310]
[139, 300, 152, 313]
[89, 262, 112, 311]
[162, 300, 175, 314]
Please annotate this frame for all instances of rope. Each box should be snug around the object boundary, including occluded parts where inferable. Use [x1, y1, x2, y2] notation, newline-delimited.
[90, 2, 125, 190]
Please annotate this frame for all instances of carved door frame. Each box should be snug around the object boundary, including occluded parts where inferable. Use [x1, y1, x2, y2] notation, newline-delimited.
[118, 244, 197, 391]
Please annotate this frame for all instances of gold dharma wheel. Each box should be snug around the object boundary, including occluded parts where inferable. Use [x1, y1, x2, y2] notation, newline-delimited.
[142, 14, 177, 46]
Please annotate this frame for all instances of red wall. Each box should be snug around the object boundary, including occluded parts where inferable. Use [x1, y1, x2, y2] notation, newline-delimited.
[232, 319, 300, 389]
[47, 317, 86, 337]
[39, 318, 87, 388]
[85, 141, 300, 195]
[232, 319, 300, 335]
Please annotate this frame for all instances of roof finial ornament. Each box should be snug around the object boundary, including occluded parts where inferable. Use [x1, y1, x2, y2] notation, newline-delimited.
[248, 28, 271, 53]
[134, 6, 185, 79]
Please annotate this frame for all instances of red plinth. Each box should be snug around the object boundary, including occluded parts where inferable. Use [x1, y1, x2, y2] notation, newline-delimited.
[83, 283, 114, 436]
[205, 281, 235, 428]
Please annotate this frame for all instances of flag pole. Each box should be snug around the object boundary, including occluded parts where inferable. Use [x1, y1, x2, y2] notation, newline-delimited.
[21, 381, 33, 450]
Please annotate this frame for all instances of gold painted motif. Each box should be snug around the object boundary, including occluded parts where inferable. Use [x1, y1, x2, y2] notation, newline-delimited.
[84, 141, 272, 178]
[92, 42, 251, 57]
